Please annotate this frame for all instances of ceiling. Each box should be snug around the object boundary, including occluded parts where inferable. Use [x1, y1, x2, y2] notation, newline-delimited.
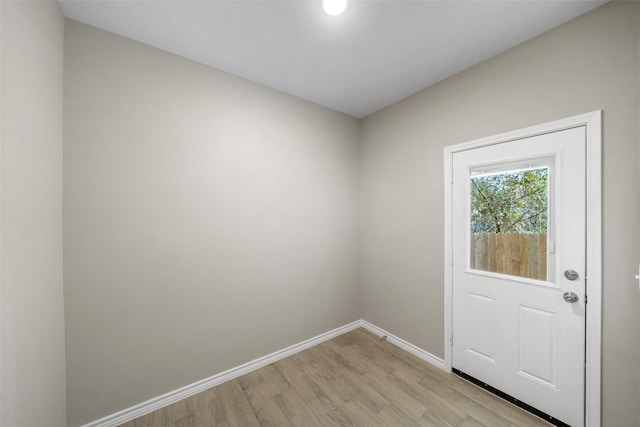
[58, 0, 607, 118]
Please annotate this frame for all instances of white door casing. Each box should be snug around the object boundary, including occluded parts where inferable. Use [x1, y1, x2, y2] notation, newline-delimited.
[443, 111, 602, 427]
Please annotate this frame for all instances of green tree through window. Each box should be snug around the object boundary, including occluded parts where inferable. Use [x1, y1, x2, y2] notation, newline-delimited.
[470, 168, 548, 234]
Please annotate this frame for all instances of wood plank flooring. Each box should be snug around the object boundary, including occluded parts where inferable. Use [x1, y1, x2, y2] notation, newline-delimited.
[121, 328, 551, 427]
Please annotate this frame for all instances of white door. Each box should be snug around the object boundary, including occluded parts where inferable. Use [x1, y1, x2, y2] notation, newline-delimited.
[452, 126, 586, 426]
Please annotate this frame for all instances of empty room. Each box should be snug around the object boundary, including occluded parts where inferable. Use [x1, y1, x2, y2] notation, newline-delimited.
[1, 0, 639, 426]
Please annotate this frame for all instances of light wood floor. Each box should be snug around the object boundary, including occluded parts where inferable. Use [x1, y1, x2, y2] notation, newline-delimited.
[121, 328, 551, 427]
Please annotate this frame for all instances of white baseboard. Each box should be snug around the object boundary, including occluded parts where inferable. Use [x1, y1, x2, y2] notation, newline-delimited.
[82, 320, 362, 427]
[359, 320, 447, 371]
[82, 319, 446, 427]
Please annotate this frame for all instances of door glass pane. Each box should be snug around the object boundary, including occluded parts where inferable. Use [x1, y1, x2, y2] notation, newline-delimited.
[470, 166, 549, 281]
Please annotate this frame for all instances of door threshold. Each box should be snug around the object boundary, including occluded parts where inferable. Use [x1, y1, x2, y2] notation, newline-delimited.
[452, 368, 572, 427]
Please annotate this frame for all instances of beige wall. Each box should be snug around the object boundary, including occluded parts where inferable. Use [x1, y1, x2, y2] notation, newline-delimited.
[64, 20, 360, 426]
[0, 1, 67, 426]
[360, 2, 640, 426]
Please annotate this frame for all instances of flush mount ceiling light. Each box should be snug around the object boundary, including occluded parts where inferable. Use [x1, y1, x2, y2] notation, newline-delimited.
[322, 0, 347, 16]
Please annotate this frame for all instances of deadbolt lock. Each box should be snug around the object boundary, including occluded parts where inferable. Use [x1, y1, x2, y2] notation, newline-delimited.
[564, 270, 579, 281]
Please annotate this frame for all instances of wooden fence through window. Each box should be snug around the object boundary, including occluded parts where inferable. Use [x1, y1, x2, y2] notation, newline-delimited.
[470, 233, 547, 281]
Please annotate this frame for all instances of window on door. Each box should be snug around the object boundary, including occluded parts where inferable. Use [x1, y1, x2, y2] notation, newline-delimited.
[469, 159, 553, 282]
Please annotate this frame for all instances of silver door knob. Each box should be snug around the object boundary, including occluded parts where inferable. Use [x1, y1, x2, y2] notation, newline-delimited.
[564, 270, 580, 281]
[563, 292, 579, 303]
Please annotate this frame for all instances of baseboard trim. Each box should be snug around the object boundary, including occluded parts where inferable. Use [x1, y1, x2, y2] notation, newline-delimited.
[359, 320, 447, 371]
[82, 320, 362, 427]
[82, 319, 446, 426]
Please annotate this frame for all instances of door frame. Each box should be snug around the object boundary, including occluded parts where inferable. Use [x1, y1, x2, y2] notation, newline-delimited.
[443, 111, 602, 427]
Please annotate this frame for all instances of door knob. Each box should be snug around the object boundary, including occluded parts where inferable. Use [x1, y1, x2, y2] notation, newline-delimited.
[564, 270, 579, 281]
[563, 292, 579, 303]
